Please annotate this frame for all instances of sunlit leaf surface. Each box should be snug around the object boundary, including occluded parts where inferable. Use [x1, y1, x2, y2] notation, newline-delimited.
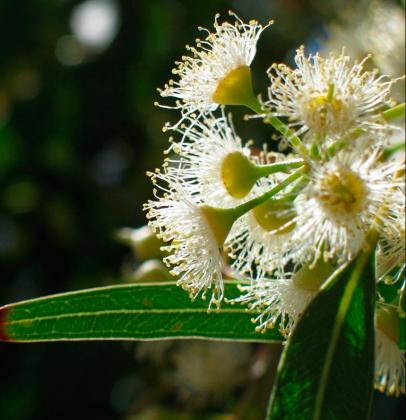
[0, 282, 283, 343]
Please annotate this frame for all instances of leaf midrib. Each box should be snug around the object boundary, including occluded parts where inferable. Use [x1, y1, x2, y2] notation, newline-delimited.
[313, 253, 369, 420]
[7, 307, 251, 325]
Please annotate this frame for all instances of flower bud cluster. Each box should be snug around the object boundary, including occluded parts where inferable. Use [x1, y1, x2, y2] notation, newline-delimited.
[145, 12, 405, 395]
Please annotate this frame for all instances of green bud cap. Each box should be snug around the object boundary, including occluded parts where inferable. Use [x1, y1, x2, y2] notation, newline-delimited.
[252, 199, 296, 234]
[376, 305, 400, 343]
[200, 205, 237, 247]
[212, 65, 258, 109]
[293, 260, 336, 292]
[115, 226, 165, 261]
[221, 151, 258, 199]
[125, 259, 173, 283]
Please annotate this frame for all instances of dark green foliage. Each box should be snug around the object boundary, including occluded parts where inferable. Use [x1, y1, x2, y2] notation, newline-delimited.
[268, 255, 375, 420]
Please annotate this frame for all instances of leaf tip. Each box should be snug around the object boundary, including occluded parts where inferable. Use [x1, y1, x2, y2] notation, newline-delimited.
[0, 306, 10, 342]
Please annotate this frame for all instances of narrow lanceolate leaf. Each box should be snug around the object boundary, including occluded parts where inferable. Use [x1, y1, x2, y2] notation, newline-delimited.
[0, 282, 283, 343]
[268, 250, 376, 420]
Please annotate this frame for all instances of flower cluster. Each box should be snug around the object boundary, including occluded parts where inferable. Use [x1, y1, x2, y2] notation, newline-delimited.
[145, 13, 405, 396]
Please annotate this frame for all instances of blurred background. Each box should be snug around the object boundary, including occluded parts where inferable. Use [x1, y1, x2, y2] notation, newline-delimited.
[0, 0, 404, 419]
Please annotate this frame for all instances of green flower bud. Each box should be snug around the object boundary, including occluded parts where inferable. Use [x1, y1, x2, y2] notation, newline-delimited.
[293, 259, 336, 291]
[116, 226, 165, 261]
[376, 305, 400, 343]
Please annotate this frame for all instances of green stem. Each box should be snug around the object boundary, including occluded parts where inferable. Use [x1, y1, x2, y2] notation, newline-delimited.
[242, 95, 308, 156]
[232, 166, 308, 219]
[382, 142, 405, 160]
[280, 176, 309, 201]
[254, 159, 304, 178]
[309, 143, 321, 160]
[326, 140, 346, 158]
[383, 103, 405, 121]
[326, 83, 335, 102]
[265, 116, 308, 156]
[399, 281, 405, 315]
[245, 95, 263, 114]
[326, 129, 363, 158]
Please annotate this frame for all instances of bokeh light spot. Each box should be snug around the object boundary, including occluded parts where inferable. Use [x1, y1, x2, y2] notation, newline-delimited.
[70, 0, 119, 50]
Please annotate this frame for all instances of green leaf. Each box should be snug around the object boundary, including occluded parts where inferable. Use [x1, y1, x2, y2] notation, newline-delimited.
[0, 282, 283, 343]
[268, 250, 376, 420]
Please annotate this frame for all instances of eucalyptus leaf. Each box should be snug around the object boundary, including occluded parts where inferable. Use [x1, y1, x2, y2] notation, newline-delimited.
[0, 282, 283, 343]
[268, 251, 376, 420]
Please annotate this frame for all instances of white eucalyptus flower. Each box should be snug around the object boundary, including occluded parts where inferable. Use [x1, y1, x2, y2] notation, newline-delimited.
[375, 329, 405, 396]
[233, 261, 336, 336]
[266, 47, 397, 141]
[144, 173, 225, 307]
[375, 306, 405, 396]
[172, 341, 251, 404]
[158, 12, 270, 116]
[293, 148, 404, 264]
[376, 199, 405, 283]
[322, 0, 405, 101]
[235, 274, 316, 337]
[165, 110, 254, 208]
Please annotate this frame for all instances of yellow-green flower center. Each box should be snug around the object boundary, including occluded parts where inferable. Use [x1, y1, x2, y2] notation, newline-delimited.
[300, 84, 354, 135]
[221, 151, 258, 199]
[308, 95, 345, 131]
[212, 65, 257, 107]
[318, 169, 366, 216]
[308, 95, 344, 114]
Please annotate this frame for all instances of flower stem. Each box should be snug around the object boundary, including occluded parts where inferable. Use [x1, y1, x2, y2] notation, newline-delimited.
[383, 103, 405, 121]
[265, 116, 308, 156]
[254, 159, 304, 178]
[244, 94, 263, 114]
[232, 166, 308, 219]
[326, 129, 363, 158]
[382, 142, 405, 160]
[242, 95, 308, 156]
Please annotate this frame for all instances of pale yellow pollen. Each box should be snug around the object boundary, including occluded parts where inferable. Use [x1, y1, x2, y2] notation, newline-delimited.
[299, 81, 356, 135]
[306, 95, 346, 130]
[307, 95, 344, 114]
